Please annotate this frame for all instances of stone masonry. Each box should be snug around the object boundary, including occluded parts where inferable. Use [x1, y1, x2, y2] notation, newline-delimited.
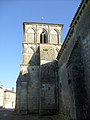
[16, 22, 63, 115]
[58, 0, 90, 119]
[16, 0, 90, 119]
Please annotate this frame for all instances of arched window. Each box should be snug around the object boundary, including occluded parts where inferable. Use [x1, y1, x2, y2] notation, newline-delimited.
[50, 29, 59, 44]
[26, 28, 35, 43]
[40, 32, 46, 43]
[40, 29, 48, 43]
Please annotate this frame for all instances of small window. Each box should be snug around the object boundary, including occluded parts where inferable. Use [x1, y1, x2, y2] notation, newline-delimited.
[68, 73, 69, 77]
[60, 83, 62, 87]
[48, 87, 50, 90]
[68, 79, 71, 84]
[40, 34, 42, 43]
[40, 32, 46, 43]
[32, 68, 34, 71]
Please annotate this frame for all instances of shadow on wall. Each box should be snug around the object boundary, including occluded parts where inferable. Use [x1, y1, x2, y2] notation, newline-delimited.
[66, 40, 88, 120]
[28, 46, 40, 66]
[16, 46, 59, 115]
[39, 61, 59, 115]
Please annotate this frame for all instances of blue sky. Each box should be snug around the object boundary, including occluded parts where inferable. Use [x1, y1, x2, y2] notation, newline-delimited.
[0, 0, 81, 90]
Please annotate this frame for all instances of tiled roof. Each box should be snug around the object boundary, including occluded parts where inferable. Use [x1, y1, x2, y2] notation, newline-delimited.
[4, 89, 15, 93]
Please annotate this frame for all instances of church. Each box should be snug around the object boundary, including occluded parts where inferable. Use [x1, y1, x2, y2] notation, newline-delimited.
[16, 0, 90, 119]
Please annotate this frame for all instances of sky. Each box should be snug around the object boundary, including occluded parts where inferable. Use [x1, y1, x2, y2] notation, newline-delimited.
[0, 0, 81, 90]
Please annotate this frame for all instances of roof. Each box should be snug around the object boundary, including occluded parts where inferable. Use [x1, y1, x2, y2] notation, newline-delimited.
[4, 89, 15, 93]
[57, 0, 89, 59]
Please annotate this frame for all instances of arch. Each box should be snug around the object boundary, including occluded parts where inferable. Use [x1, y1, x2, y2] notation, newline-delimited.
[26, 27, 36, 33]
[26, 46, 36, 53]
[26, 27, 35, 43]
[30, 46, 36, 53]
[54, 29, 60, 44]
[50, 29, 59, 44]
[40, 28, 48, 43]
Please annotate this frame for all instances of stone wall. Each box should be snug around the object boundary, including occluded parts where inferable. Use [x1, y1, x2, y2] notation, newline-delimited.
[24, 22, 62, 45]
[67, 40, 88, 119]
[16, 45, 59, 114]
[58, 0, 90, 119]
[27, 66, 40, 113]
[39, 61, 58, 115]
[39, 44, 59, 115]
[15, 20, 63, 115]
[16, 43, 61, 114]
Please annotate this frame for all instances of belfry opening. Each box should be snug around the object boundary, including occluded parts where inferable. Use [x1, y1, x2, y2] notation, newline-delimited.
[40, 32, 46, 43]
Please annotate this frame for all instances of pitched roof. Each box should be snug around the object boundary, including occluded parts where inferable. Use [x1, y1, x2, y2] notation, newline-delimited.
[4, 89, 15, 93]
[57, 0, 89, 59]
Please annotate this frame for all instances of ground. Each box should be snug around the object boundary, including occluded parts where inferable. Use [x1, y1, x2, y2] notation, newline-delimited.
[0, 109, 70, 120]
[0, 109, 53, 120]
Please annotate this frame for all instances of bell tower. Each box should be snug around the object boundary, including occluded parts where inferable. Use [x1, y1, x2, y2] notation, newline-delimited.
[16, 22, 63, 114]
[21, 22, 63, 73]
